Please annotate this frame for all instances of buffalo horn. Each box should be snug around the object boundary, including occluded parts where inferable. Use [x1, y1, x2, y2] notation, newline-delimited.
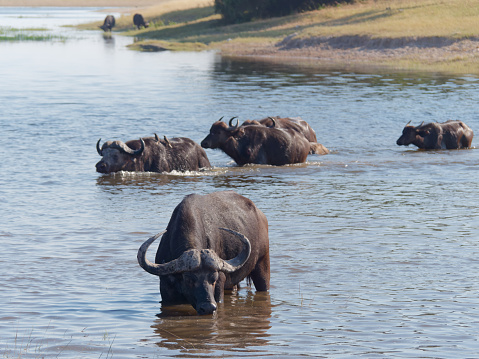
[218, 116, 224, 122]
[164, 136, 173, 148]
[96, 138, 103, 156]
[137, 228, 251, 276]
[120, 138, 145, 156]
[268, 117, 276, 128]
[405, 120, 412, 126]
[137, 231, 202, 276]
[229, 117, 239, 129]
[216, 228, 251, 273]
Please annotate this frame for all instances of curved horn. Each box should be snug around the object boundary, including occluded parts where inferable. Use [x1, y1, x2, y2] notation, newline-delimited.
[418, 121, 424, 127]
[218, 116, 224, 122]
[96, 138, 103, 156]
[137, 231, 202, 276]
[229, 116, 239, 129]
[121, 138, 145, 156]
[216, 228, 251, 273]
[268, 117, 276, 128]
[164, 136, 173, 148]
[405, 120, 412, 126]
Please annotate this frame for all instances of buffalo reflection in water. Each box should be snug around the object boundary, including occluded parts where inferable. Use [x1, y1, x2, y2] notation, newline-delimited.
[152, 290, 272, 353]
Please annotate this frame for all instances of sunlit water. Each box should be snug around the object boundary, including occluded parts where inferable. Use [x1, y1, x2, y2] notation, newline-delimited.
[1, 8, 479, 359]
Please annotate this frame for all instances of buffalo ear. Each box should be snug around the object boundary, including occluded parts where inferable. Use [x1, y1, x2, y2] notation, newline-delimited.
[233, 127, 245, 139]
[418, 129, 430, 137]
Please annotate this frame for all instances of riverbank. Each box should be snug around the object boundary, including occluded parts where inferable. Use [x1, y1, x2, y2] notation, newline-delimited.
[218, 35, 479, 75]
[125, 0, 479, 75]
[3, 0, 479, 75]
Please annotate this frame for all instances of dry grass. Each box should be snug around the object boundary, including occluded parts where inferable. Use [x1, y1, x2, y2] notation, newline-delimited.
[298, 0, 479, 39]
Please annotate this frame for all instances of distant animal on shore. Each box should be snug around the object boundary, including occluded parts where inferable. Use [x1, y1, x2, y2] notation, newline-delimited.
[201, 117, 314, 166]
[133, 13, 149, 29]
[396, 120, 473, 150]
[137, 191, 270, 315]
[240, 116, 328, 155]
[96, 134, 210, 173]
[99, 15, 115, 32]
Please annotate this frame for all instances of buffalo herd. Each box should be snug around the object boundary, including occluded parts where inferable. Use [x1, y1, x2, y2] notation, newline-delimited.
[96, 116, 473, 315]
[99, 14, 150, 33]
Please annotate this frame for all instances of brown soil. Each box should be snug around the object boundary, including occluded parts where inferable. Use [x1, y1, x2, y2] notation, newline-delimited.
[219, 35, 479, 74]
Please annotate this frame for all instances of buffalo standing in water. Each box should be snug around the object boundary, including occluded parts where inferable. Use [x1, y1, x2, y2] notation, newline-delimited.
[99, 15, 115, 32]
[397, 120, 473, 150]
[96, 135, 210, 173]
[137, 191, 270, 315]
[201, 117, 315, 166]
[240, 116, 329, 155]
[133, 13, 149, 29]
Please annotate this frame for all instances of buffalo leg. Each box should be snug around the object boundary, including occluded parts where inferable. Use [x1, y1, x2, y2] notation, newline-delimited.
[250, 253, 270, 291]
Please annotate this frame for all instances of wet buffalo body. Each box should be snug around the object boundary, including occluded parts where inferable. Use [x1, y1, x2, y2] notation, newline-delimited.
[96, 135, 210, 173]
[137, 191, 270, 315]
[397, 120, 473, 150]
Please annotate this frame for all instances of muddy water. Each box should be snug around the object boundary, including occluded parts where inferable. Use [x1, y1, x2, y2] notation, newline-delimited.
[1, 8, 479, 359]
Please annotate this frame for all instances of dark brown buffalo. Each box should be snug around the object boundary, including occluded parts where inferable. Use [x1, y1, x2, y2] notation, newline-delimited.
[133, 13, 149, 29]
[96, 135, 210, 173]
[137, 191, 270, 315]
[200, 118, 313, 166]
[240, 116, 328, 155]
[396, 120, 473, 150]
[99, 15, 115, 32]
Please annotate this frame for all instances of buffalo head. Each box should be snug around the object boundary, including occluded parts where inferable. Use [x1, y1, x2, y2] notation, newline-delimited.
[396, 121, 427, 146]
[96, 138, 145, 173]
[137, 228, 251, 315]
[201, 117, 240, 149]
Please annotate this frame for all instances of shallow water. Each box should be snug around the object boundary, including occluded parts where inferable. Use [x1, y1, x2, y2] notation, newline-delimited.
[1, 8, 479, 359]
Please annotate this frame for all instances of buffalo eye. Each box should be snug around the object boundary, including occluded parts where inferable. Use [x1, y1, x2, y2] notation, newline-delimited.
[208, 272, 219, 284]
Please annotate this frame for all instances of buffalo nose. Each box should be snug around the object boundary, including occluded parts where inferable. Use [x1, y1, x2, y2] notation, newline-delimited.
[197, 302, 217, 315]
[95, 162, 107, 173]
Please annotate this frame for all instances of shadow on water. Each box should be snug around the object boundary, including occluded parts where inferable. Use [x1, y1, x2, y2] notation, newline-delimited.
[152, 290, 272, 354]
[215, 56, 479, 88]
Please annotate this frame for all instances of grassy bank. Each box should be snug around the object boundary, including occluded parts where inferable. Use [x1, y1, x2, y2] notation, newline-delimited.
[100, 0, 479, 74]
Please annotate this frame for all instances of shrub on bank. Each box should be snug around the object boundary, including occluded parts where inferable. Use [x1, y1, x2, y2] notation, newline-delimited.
[214, 0, 354, 23]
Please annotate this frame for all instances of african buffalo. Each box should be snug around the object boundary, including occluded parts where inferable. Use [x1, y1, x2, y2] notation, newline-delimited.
[396, 120, 473, 150]
[248, 116, 329, 155]
[99, 15, 115, 32]
[201, 117, 313, 166]
[137, 191, 270, 315]
[133, 13, 149, 29]
[96, 135, 210, 173]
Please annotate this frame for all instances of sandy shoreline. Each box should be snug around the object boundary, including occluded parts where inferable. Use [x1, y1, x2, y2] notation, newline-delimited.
[219, 35, 479, 75]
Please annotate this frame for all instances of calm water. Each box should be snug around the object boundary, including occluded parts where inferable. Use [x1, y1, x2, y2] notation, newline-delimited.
[1, 8, 479, 359]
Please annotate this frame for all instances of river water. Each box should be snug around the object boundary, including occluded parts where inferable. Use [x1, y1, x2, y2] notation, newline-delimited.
[1, 7, 479, 359]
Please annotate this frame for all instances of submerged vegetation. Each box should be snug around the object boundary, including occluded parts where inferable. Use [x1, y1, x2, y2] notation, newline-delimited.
[0, 27, 66, 42]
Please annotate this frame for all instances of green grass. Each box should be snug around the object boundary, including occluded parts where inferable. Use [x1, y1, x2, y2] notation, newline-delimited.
[0, 27, 66, 42]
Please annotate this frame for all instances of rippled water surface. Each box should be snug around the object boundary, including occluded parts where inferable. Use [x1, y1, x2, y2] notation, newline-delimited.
[1, 8, 479, 359]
